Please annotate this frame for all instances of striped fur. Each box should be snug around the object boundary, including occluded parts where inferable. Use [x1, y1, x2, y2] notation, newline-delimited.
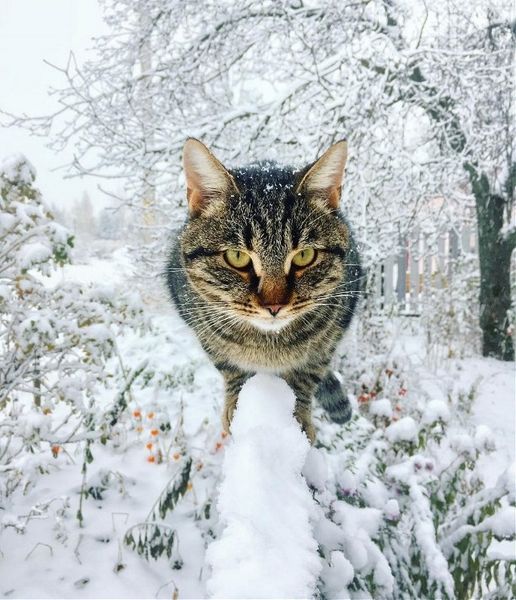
[166, 142, 362, 442]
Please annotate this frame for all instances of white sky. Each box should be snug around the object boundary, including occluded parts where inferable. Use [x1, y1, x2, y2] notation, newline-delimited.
[0, 0, 110, 212]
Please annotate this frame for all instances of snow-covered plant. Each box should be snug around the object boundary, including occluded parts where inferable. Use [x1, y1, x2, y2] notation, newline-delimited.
[0, 154, 145, 506]
[315, 394, 515, 599]
[116, 345, 514, 599]
[124, 456, 191, 565]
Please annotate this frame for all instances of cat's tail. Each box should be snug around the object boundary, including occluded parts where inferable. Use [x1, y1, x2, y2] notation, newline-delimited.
[316, 371, 352, 424]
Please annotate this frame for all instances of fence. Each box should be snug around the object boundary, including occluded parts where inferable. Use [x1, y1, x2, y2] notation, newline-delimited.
[370, 226, 478, 315]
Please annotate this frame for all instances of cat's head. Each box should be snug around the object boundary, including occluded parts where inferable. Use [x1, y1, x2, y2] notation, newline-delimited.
[179, 139, 352, 332]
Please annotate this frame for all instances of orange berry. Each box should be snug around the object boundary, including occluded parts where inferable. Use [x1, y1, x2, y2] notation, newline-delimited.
[395, 403, 402, 412]
[150, 429, 159, 437]
[215, 442, 223, 451]
[51, 445, 61, 458]
[221, 431, 228, 439]
[135, 426, 143, 433]
[132, 410, 142, 419]
[186, 482, 193, 491]
[147, 455, 156, 463]
[173, 452, 181, 461]
[146, 442, 153, 450]
[147, 412, 155, 419]
[391, 415, 400, 422]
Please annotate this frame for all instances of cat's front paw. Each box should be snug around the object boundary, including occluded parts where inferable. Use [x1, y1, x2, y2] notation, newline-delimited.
[303, 421, 316, 445]
[222, 398, 237, 434]
[294, 414, 316, 444]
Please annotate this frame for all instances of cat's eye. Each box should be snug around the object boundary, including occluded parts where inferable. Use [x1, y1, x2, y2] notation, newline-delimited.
[292, 247, 316, 268]
[224, 249, 252, 269]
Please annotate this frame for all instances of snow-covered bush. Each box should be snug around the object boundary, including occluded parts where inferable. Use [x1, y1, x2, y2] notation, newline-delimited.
[120, 337, 514, 599]
[0, 155, 145, 508]
[315, 395, 515, 599]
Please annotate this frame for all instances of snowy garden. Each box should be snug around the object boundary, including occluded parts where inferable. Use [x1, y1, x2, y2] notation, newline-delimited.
[1, 1, 515, 598]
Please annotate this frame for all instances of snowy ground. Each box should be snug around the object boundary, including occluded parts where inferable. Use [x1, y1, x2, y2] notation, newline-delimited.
[1, 250, 514, 599]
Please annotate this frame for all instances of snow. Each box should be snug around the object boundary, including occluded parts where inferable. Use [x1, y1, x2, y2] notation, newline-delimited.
[339, 469, 357, 495]
[474, 424, 496, 451]
[369, 397, 393, 418]
[0, 212, 16, 231]
[2, 0, 515, 593]
[450, 431, 476, 456]
[0, 153, 36, 184]
[384, 498, 400, 521]
[500, 221, 516, 240]
[481, 506, 516, 539]
[18, 241, 52, 269]
[320, 551, 354, 598]
[1, 249, 514, 599]
[333, 502, 383, 538]
[317, 499, 393, 594]
[303, 447, 329, 491]
[422, 399, 450, 424]
[385, 416, 418, 443]
[44, 247, 134, 288]
[205, 374, 321, 599]
[468, 358, 515, 461]
[487, 539, 516, 561]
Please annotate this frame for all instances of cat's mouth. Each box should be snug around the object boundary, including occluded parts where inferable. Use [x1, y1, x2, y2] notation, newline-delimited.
[246, 315, 295, 333]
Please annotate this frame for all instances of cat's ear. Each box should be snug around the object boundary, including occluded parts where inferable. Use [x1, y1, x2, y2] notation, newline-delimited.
[295, 140, 348, 209]
[183, 138, 239, 217]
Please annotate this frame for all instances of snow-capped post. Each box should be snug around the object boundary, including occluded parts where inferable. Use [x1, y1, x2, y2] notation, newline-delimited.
[205, 374, 321, 599]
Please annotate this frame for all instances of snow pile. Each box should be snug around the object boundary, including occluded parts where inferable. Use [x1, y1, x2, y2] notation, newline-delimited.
[385, 416, 418, 443]
[481, 506, 516, 538]
[422, 399, 450, 424]
[369, 397, 393, 418]
[206, 374, 321, 599]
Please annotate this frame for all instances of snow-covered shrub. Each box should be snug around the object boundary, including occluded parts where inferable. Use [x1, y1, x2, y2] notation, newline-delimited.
[119, 331, 514, 600]
[124, 456, 192, 566]
[0, 155, 145, 508]
[315, 397, 515, 599]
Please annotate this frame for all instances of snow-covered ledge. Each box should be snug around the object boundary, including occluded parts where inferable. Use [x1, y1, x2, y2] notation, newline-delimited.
[205, 374, 321, 598]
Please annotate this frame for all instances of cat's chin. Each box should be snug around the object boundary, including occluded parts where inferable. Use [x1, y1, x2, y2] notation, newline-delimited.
[246, 316, 295, 333]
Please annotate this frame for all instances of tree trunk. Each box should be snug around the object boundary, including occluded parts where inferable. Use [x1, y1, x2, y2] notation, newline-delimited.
[466, 164, 515, 361]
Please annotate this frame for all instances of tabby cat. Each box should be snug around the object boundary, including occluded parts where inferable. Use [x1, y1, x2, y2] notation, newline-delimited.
[166, 139, 362, 442]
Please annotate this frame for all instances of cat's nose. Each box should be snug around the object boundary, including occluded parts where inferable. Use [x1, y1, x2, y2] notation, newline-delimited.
[265, 304, 283, 317]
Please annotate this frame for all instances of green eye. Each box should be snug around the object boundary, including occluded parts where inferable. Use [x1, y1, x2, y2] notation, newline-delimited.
[292, 247, 316, 268]
[224, 249, 252, 269]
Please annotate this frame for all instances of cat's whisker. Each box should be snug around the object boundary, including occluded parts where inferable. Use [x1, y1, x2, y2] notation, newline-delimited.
[178, 298, 250, 314]
[201, 312, 245, 347]
[312, 293, 363, 303]
[192, 312, 241, 343]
